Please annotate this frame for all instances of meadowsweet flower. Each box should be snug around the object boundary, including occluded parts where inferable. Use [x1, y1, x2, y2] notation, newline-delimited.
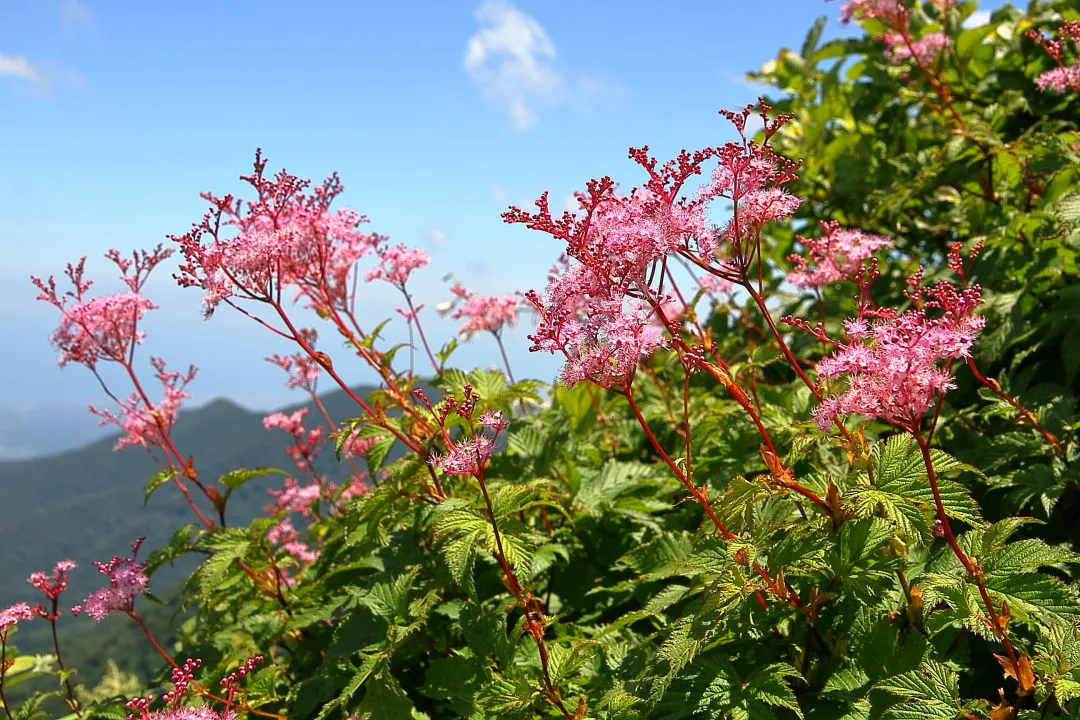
[76, 539, 149, 622]
[508, 104, 800, 387]
[882, 30, 948, 66]
[802, 275, 985, 431]
[786, 222, 893, 288]
[267, 517, 319, 566]
[448, 285, 521, 339]
[28, 560, 76, 602]
[263, 408, 324, 473]
[266, 330, 322, 391]
[90, 359, 197, 451]
[124, 656, 245, 720]
[32, 247, 173, 369]
[171, 150, 384, 319]
[836, 0, 906, 24]
[365, 243, 431, 288]
[0, 603, 33, 637]
[267, 477, 323, 515]
[340, 429, 385, 459]
[1027, 21, 1080, 94]
[429, 435, 498, 476]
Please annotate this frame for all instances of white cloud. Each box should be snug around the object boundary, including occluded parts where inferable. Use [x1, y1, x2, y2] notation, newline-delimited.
[427, 227, 447, 247]
[464, 0, 562, 130]
[0, 54, 44, 87]
[60, 0, 94, 31]
[963, 10, 991, 28]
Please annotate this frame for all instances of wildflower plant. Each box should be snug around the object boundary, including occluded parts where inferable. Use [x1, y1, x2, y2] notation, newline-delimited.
[3, 1, 1080, 718]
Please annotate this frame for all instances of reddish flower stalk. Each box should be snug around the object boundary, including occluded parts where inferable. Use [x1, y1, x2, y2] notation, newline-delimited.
[28, 561, 80, 715]
[964, 357, 1065, 456]
[0, 603, 34, 719]
[31, 249, 216, 528]
[837, 0, 966, 129]
[418, 388, 578, 718]
[170, 151, 446, 473]
[912, 426, 1024, 687]
[1026, 21, 1080, 94]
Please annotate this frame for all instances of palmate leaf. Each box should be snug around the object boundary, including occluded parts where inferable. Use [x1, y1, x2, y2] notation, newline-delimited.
[433, 502, 487, 594]
[875, 660, 961, 719]
[870, 434, 983, 529]
[848, 486, 931, 544]
[574, 460, 661, 513]
[654, 655, 804, 720]
[982, 572, 1080, 628]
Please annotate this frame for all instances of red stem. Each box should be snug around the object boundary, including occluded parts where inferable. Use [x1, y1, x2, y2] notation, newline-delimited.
[911, 426, 1022, 682]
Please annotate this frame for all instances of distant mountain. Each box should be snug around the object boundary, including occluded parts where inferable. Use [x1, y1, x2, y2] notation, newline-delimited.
[0, 385, 381, 611]
[0, 404, 113, 459]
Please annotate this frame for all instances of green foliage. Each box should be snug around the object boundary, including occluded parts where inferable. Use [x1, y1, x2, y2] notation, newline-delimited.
[5, 2, 1080, 718]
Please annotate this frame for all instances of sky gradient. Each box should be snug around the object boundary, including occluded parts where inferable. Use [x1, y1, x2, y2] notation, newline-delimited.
[0, 0, 1000, 455]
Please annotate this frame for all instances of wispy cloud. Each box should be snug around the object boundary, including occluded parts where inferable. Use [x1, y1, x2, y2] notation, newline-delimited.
[963, 10, 991, 28]
[60, 0, 95, 32]
[464, 0, 562, 130]
[427, 227, 447, 247]
[0, 54, 45, 88]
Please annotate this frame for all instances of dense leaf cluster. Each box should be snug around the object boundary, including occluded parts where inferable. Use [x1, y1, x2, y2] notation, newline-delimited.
[4, 1, 1080, 718]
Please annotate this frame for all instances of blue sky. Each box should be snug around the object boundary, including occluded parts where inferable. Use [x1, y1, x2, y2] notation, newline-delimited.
[0, 0, 1002, 445]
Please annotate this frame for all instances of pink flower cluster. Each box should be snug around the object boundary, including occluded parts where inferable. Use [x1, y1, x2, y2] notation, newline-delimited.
[1027, 21, 1080, 94]
[836, 0, 906, 24]
[508, 105, 801, 387]
[28, 560, 76, 603]
[267, 477, 324, 516]
[91, 358, 197, 451]
[266, 332, 322, 392]
[32, 247, 172, 369]
[365, 244, 431, 288]
[267, 517, 320, 575]
[786, 222, 893, 288]
[419, 386, 510, 477]
[171, 150, 404, 319]
[882, 30, 948, 66]
[447, 285, 521, 339]
[790, 250, 985, 431]
[74, 538, 149, 622]
[0, 603, 33, 638]
[263, 408, 325, 474]
[124, 655, 257, 720]
[339, 428, 385, 459]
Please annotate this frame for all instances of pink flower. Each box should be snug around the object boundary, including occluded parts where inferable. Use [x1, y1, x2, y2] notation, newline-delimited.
[263, 408, 324, 473]
[28, 560, 77, 616]
[77, 539, 149, 622]
[835, 0, 906, 24]
[1027, 21, 1080, 94]
[171, 150, 383, 319]
[47, 292, 156, 368]
[447, 285, 521, 339]
[786, 222, 894, 288]
[429, 435, 498, 476]
[808, 280, 985, 431]
[32, 247, 173, 369]
[266, 331, 322, 391]
[365, 243, 431, 288]
[0, 603, 33, 637]
[267, 477, 324, 515]
[267, 517, 319, 566]
[882, 30, 948, 66]
[340, 429, 384, 459]
[90, 359, 197, 451]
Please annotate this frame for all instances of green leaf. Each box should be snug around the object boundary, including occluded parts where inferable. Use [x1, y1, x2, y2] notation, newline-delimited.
[144, 467, 178, 506]
[218, 466, 287, 492]
[875, 660, 960, 719]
